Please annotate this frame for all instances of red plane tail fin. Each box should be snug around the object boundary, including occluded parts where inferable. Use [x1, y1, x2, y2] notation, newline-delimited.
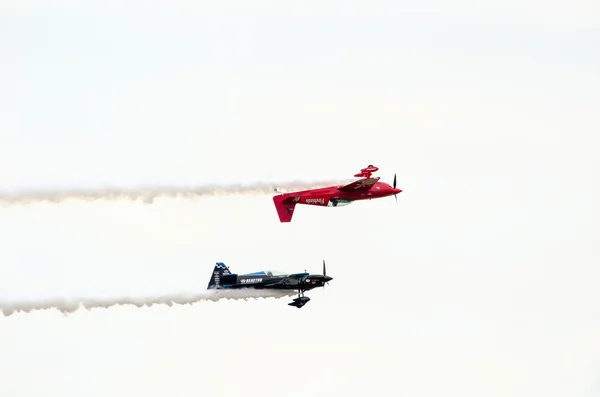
[273, 195, 297, 222]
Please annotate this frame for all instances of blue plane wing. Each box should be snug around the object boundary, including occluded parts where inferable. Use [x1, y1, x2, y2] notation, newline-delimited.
[281, 272, 309, 286]
[262, 272, 309, 287]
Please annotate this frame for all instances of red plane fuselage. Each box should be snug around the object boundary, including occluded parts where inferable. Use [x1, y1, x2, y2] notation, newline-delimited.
[273, 168, 402, 222]
[286, 180, 401, 207]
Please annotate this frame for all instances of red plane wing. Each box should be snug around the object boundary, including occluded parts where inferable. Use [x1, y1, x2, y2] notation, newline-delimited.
[337, 177, 380, 192]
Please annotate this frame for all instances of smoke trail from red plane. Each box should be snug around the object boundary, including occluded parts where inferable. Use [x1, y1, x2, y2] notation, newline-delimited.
[0, 179, 348, 205]
[0, 289, 297, 317]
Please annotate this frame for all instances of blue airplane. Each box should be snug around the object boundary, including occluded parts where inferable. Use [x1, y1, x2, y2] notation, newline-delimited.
[207, 260, 332, 308]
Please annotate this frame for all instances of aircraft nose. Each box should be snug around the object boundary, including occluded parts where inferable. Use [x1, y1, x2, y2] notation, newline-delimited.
[323, 276, 333, 282]
[393, 188, 402, 194]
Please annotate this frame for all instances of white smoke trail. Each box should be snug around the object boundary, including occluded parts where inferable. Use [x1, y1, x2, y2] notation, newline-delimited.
[0, 289, 298, 317]
[0, 179, 348, 206]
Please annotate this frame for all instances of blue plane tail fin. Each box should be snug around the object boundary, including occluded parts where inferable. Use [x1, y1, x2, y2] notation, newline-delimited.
[207, 262, 231, 289]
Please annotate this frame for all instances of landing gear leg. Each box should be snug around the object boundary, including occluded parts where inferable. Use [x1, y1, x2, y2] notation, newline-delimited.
[288, 289, 310, 308]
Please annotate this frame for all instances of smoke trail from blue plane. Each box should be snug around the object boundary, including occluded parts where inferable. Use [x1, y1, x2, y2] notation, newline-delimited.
[0, 179, 347, 205]
[0, 289, 297, 317]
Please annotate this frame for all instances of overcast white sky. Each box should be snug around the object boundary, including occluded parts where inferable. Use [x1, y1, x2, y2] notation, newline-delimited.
[1, 1, 599, 396]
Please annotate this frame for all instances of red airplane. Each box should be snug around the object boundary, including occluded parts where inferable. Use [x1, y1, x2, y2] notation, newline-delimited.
[272, 165, 402, 222]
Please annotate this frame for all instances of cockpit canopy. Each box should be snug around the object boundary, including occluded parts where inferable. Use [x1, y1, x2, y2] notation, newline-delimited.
[242, 270, 288, 277]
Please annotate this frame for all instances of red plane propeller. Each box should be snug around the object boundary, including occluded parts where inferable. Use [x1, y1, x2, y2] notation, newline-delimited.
[393, 173, 398, 203]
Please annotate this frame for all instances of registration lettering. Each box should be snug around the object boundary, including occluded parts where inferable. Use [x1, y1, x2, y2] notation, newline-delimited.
[241, 278, 263, 284]
[306, 198, 325, 204]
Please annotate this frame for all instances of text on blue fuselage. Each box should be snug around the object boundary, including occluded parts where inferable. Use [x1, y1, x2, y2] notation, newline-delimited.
[241, 278, 263, 283]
